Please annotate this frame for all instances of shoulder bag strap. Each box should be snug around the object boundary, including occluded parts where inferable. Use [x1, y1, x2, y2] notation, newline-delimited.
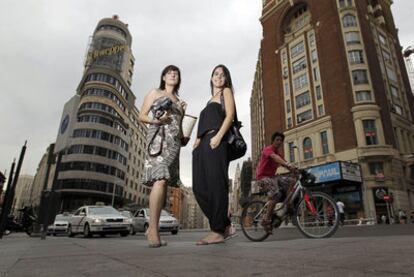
[220, 91, 239, 125]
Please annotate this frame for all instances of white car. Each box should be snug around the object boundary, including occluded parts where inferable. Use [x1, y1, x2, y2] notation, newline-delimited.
[67, 205, 130, 238]
[133, 208, 179, 235]
[48, 214, 71, 236]
[120, 210, 137, 235]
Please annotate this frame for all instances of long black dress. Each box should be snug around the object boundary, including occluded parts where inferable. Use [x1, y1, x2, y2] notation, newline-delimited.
[192, 101, 231, 234]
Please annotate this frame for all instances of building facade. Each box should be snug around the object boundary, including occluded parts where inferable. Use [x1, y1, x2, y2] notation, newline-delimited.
[403, 46, 414, 94]
[251, 0, 414, 220]
[53, 16, 148, 211]
[12, 175, 34, 214]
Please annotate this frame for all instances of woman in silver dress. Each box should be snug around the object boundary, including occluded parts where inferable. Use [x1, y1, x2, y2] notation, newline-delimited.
[139, 65, 187, 247]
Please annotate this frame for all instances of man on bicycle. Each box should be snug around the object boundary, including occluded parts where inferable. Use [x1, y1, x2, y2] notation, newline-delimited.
[255, 131, 296, 233]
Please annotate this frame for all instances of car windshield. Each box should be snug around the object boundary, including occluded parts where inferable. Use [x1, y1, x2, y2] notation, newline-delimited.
[121, 211, 132, 218]
[89, 207, 120, 215]
[144, 209, 170, 216]
[55, 215, 70, 221]
[161, 210, 170, 216]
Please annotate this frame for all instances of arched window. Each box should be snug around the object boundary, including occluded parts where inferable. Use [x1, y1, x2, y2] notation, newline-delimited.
[343, 14, 357, 27]
[303, 137, 313, 160]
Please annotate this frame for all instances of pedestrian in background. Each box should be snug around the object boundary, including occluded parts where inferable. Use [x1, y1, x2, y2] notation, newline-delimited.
[336, 199, 345, 226]
[139, 65, 187, 248]
[192, 64, 236, 245]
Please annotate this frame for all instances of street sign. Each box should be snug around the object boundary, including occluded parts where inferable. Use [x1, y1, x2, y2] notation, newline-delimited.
[383, 195, 392, 202]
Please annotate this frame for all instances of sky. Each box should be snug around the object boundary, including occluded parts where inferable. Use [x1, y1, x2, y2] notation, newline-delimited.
[0, 0, 413, 188]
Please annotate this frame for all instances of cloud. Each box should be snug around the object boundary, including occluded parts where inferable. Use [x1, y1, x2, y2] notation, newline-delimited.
[0, 0, 413, 186]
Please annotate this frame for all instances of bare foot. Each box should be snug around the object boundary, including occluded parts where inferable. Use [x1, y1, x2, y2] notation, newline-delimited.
[196, 232, 224, 245]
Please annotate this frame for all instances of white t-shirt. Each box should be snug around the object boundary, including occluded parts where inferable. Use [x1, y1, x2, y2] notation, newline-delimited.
[336, 201, 345, 214]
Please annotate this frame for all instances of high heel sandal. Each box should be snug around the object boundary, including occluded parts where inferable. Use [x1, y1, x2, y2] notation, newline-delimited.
[146, 230, 162, 248]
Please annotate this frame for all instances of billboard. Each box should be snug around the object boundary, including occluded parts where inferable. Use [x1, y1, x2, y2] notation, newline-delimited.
[54, 95, 80, 153]
[307, 161, 362, 184]
[86, 37, 126, 71]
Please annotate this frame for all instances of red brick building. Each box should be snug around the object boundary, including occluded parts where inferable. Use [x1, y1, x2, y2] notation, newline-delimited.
[251, 0, 414, 220]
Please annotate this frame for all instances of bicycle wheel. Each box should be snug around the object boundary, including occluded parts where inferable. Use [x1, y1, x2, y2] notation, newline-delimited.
[241, 200, 270, 242]
[294, 192, 339, 238]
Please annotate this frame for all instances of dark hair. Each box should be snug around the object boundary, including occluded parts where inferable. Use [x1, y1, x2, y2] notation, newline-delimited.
[271, 132, 285, 143]
[159, 65, 181, 94]
[210, 64, 233, 95]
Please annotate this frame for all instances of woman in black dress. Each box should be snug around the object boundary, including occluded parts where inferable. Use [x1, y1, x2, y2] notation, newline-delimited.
[192, 64, 236, 245]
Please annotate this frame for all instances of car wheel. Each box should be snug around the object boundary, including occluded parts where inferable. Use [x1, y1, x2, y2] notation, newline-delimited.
[171, 230, 178, 235]
[120, 231, 129, 237]
[83, 224, 92, 238]
[52, 233, 57, 237]
[67, 225, 75, 237]
[100, 233, 106, 238]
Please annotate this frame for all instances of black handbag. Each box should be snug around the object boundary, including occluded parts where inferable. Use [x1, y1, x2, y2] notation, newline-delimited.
[220, 93, 247, 161]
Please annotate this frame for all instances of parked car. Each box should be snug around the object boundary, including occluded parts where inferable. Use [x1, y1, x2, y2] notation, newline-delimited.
[119, 210, 136, 235]
[133, 208, 179, 235]
[67, 205, 130, 238]
[48, 213, 71, 236]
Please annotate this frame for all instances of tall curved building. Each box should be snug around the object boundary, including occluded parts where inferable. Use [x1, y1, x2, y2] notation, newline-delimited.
[54, 16, 148, 211]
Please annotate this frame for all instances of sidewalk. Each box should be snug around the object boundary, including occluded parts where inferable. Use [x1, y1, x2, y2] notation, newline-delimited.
[1, 226, 414, 276]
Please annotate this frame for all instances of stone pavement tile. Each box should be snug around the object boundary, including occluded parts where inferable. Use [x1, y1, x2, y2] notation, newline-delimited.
[4, 248, 164, 277]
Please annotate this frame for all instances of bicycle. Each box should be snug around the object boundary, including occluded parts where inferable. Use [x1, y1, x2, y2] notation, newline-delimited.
[241, 169, 340, 242]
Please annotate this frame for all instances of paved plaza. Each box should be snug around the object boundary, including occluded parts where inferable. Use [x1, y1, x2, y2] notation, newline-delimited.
[1, 225, 413, 277]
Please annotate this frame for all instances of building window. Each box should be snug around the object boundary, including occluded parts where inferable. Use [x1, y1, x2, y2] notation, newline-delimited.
[286, 99, 291, 113]
[291, 41, 305, 58]
[282, 51, 287, 64]
[363, 119, 378, 145]
[348, 50, 364, 64]
[382, 50, 391, 64]
[343, 14, 357, 27]
[295, 91, 311, 109]
[390, 86, 399, 99]
[287, 117, 293, 128]
[284, 82, 290, 96]
[378, 34, 387, 47]
[308, 33, 315, 47]
[293, 73, 309, 90]
[320, 131, 329, 155]
[288, 142, 295, 162]
[345, 32, 360, 44]
[297, 110, 312, 124]
[316, 86, 322, 100]
[352, 70, 369, 85]
[303, 137, 313, 160]
[311, 50, 318, 63]
[292, 57, 307, 74]
[393, 104, 403, 115]
[369, 162, 384, 175]
[318, 104, 325, 116]
[386, 67, 397, 82]
[356, 91, 372, 102]
[283, 67, 289, 78]
[313, 68, 320, 81]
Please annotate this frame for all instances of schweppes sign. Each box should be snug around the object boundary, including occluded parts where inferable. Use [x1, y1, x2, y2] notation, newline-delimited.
[88, 44, 126, 61]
